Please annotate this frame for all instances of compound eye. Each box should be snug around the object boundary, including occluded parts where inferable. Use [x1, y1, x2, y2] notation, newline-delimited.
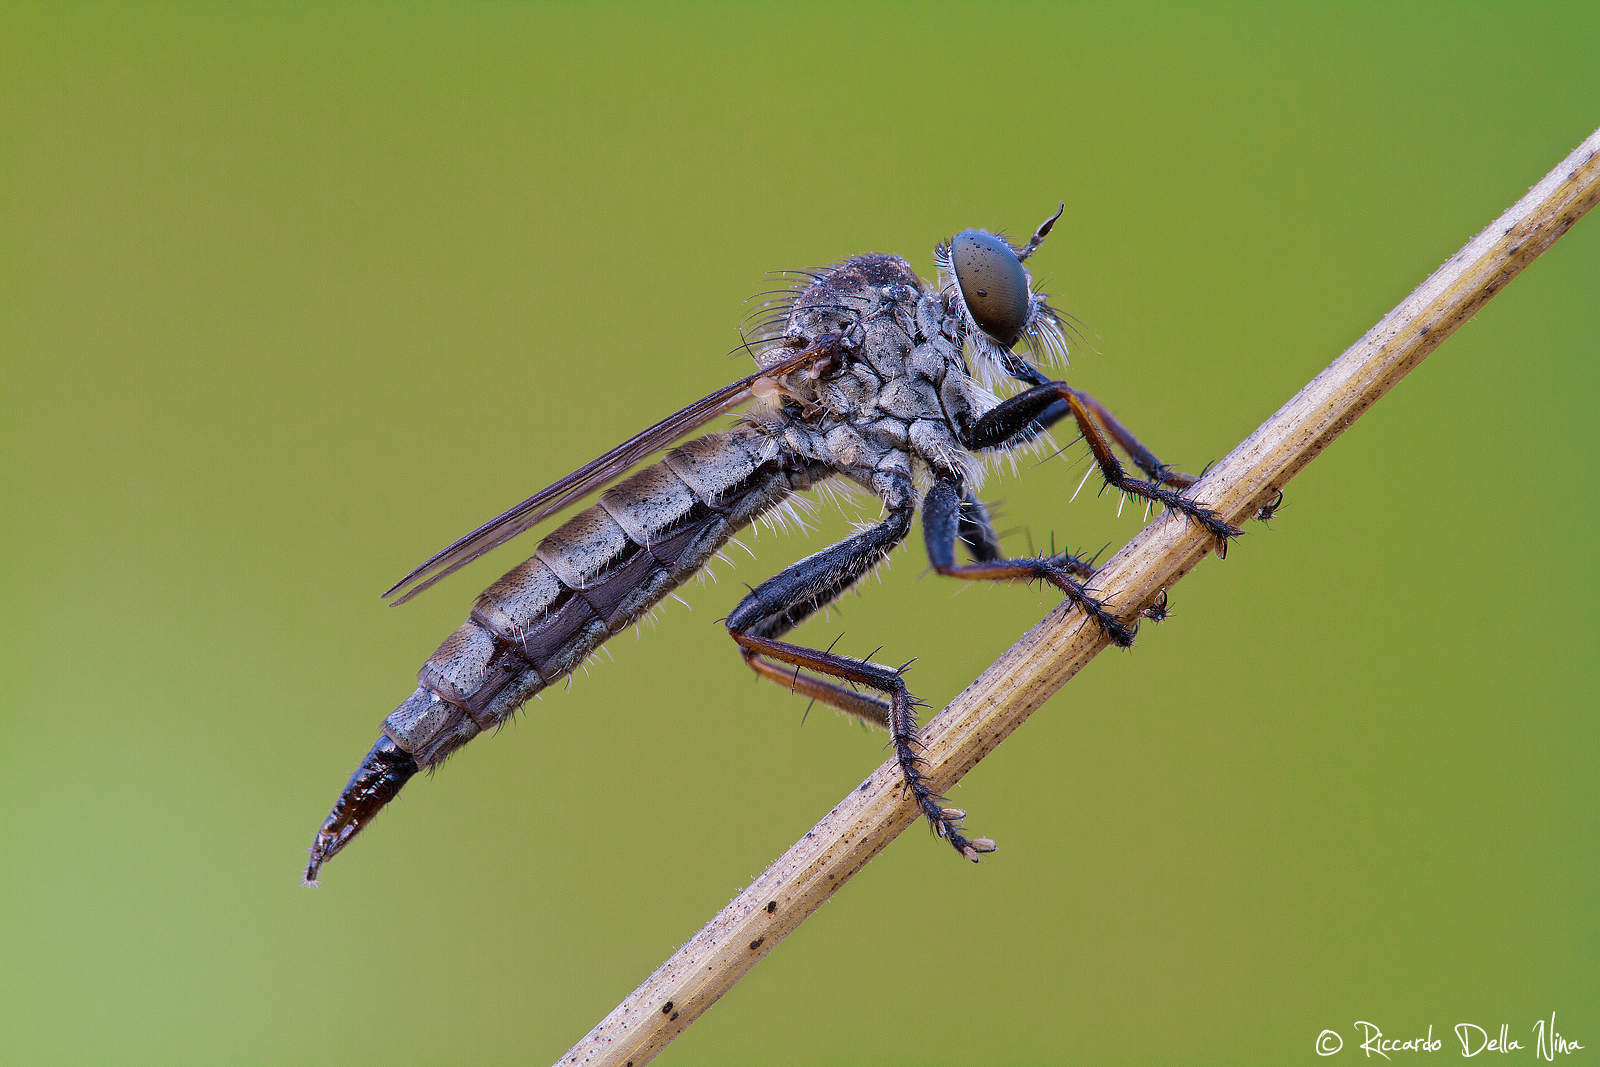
[951, 230, 1030, 347]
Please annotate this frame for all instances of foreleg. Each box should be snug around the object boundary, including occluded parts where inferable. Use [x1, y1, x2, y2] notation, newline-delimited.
[963, 381, 1242, 547]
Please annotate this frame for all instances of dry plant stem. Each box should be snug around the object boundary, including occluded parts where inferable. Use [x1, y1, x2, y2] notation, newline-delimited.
[560, 128, 1600, 1067]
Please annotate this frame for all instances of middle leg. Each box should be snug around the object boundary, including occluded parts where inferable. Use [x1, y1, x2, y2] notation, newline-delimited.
[923, 477, 1137, 647]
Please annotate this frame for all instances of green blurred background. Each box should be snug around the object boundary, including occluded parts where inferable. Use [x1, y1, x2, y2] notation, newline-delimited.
[3, 3, 1595, 1064]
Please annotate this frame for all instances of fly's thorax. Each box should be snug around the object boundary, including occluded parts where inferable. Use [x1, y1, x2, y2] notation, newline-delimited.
[761, 252, 924, 411]
[748, 247, 1001, 496]
[788, 253, 922, 329]
[914, 293, 959, 353]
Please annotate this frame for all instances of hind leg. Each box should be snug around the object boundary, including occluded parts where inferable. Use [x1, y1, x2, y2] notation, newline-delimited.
[726, 497, 990, 860]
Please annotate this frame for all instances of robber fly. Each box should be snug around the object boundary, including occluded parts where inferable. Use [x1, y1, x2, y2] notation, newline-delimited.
[303, 207, 1241, 883]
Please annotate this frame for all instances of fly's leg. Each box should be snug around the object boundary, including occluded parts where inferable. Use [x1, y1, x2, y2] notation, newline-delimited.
[924, 478, 1136, 646]
[1255, 487, 1286, 523]
[958, 489, 1098, 579]
[726, 498, 992, 861]
[1070, 391, 1296, 526]
[997, 357, 1203, 491]
[735, 629, 990, 860]
[956, 490, 1005, 563]
[963, 381, 1243, 549]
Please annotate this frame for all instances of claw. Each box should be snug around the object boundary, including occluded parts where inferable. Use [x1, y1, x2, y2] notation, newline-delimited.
[1255, 488, 1285, 523]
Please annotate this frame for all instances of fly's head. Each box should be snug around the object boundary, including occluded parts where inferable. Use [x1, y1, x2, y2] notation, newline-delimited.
[936, 204, 1070, 388]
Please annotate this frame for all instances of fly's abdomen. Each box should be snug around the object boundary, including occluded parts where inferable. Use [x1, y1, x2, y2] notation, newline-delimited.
[305, 429, 809, 881]
[383, 430, 794, 769]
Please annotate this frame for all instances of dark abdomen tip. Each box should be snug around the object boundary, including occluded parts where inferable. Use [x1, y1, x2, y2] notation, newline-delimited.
[303, 736, 419, 885]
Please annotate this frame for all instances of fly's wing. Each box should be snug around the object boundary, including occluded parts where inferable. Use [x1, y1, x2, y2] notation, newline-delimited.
[383, 343, 829, 605]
